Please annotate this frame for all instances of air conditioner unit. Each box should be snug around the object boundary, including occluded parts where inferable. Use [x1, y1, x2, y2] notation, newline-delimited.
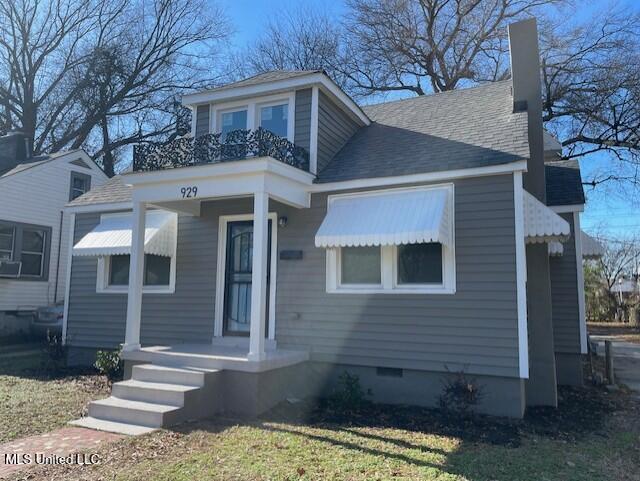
[0, 261, 21, 278]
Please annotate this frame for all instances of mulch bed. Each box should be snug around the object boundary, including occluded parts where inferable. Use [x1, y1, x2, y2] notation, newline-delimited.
[262, 384, 629, 448]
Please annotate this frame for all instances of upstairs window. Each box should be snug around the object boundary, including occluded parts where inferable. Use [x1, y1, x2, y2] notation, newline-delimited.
[70, 171, 91, 200]
[259, 103, 288, 138]
[220, 109, 248, 140]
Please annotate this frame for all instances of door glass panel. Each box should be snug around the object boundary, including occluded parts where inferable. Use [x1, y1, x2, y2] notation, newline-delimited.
[224, 220, 272, 336]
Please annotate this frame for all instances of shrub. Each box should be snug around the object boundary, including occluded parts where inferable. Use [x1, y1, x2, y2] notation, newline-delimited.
[438, 368, 483, 417]
[327, 371, 372, 412]
[94, 348, 123, 382]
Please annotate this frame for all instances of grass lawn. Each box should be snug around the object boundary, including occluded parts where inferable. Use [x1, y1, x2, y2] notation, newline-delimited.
[0, 347, 110, 443]
[10, 386, 640, 481]
[588, 322, 640, 344]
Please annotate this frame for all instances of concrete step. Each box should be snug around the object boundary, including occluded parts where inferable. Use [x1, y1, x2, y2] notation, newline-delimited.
[132, 364, 207, 387]
[69, 416, 157, 436]
[88, 397, 181, 428]
[112, 379, 199, 406]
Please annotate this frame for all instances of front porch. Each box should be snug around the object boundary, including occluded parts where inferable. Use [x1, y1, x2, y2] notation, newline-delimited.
[121, 343, 309, 373]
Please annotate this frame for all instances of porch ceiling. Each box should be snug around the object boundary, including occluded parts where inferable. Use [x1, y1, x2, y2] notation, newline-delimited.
[124, 157, 314, 212]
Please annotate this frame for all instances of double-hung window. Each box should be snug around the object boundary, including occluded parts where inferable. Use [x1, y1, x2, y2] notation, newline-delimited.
[69, 171, 91, 200]
[0, 221, 50, 280]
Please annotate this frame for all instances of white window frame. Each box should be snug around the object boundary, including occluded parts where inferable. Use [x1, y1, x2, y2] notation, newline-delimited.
[95, 212, 177, 294]
[209, 92, 296, 142]
[214, 212, 278, 341]
[325, 184, 456, 295]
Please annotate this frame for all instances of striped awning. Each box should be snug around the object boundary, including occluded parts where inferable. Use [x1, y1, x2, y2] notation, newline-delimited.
[315, 187, 452, 248]
[73, 210, 177, 257]
[581, 231, 604, 259]
[524, 191, 570, 244]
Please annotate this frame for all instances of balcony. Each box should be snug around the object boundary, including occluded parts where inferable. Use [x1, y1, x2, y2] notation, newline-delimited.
[133, 129, 310, 173]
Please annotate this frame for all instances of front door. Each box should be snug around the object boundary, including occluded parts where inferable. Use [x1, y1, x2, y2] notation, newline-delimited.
[223, 220, 272, 336]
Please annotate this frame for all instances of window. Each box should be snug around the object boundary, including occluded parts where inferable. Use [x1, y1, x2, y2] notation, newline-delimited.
[0, 225, 14, 260]
[340, 246, 381, 285]
[69, 171, 91, 200]
[330, 242, 452, 294]
[220, 109, 248, 140]
[106, 254, 172, 287]
[20, 229, 46, 277]
[0, 221, 50, 280]
[397, 243, 442, 284]
[259, 103, 288, 137]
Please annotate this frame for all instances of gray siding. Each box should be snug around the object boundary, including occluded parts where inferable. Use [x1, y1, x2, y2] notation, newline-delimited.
[195, 104, 210, 137]
[275, 174, 520, 378]
[294, 89, 311, 153]
[67, 174, 520, 378]
[317, 91, 360, 173]
[549, 213, 581, 353]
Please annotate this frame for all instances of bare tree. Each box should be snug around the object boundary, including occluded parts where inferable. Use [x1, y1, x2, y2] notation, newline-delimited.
[0, 0, 230, 175]
[241, 6, 345, 86]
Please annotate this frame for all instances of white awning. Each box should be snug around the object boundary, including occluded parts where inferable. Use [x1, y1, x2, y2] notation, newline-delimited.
[524, 191, 570, 244]
[548, 241, 564, 256]
[315, 187, 452, 248]
[73, 210, 177, 257]
[581, 231, 604, 259]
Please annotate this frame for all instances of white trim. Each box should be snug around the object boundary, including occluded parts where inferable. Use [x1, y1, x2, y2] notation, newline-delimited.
[324, 183, 456, 295]
[513, 171, 529, 379]
[214, 212, 278, 341]
[310, 160, 528, 193]
[123, 202, 145, 351]
[574, 212, 588, 354]
[190, 105, 197, 137]
[182, 72, 370, 126]
[61, 212, 75, 345]
[550, 204, 584, 213]
[309, 86, 319, 175]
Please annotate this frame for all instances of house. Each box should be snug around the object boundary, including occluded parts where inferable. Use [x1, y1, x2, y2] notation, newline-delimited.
[0, 131, 108, 334]
[62, 18, 592, 434]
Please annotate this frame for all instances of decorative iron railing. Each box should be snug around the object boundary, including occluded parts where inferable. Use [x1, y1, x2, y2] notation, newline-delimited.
[133, 128, 310, 172]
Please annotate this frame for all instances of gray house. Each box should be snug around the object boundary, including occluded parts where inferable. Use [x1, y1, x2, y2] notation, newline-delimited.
[63, 19, 593, 434]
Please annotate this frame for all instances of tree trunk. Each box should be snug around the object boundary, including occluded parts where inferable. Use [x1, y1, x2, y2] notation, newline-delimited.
[100, 116, 115, 177]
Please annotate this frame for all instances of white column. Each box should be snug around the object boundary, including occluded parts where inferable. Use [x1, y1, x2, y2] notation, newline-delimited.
[248, 191, 269, 361]
[123, 201, 146, 351]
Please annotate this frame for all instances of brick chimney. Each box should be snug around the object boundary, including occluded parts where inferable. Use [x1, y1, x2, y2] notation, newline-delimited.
[508, 18, 545, 202]
[0, 130, 32, 175]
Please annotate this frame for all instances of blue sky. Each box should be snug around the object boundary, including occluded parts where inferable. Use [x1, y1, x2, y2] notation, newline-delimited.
[219, 0, 639, 241]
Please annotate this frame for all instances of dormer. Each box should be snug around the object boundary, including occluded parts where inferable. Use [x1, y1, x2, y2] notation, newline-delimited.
[180, 70, 370, 175]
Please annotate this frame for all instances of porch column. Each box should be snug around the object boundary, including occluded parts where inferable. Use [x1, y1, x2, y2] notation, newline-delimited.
[123, 201, 146, 351]
[248, 191, 269, 361]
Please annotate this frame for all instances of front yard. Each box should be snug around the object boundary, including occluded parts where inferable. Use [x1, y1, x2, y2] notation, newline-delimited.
[0, 346, 110, 443]
[6, 382, 640, 481]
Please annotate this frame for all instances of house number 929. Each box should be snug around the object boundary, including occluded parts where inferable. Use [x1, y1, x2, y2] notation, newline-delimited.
[180, 186, 198, 198]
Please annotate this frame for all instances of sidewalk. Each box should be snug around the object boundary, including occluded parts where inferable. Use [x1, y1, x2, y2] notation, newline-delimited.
[592, 336, 640, 396]
[0, 427, 122, 478]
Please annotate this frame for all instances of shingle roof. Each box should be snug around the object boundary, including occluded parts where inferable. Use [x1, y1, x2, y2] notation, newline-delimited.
[0, 150, 82, 178]
[207, 70, 322, 93]
[316, 80, 529, 183]
[67, 175, 131, 206]
[545, 159, 585, 206]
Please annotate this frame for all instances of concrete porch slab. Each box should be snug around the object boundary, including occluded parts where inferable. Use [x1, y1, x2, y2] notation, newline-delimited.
[121, 344, 309, 373]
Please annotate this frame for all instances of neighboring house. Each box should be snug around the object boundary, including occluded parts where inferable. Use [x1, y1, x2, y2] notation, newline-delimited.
[63, 19, 593, 433]
[0, 131, 108, 333]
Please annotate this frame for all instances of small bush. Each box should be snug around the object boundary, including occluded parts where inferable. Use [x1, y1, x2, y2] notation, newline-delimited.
[327, 371, 372, 412]
[438, 368, 483, 417]
[43, 331, 67, 373]
[94, 348, 123, 382]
